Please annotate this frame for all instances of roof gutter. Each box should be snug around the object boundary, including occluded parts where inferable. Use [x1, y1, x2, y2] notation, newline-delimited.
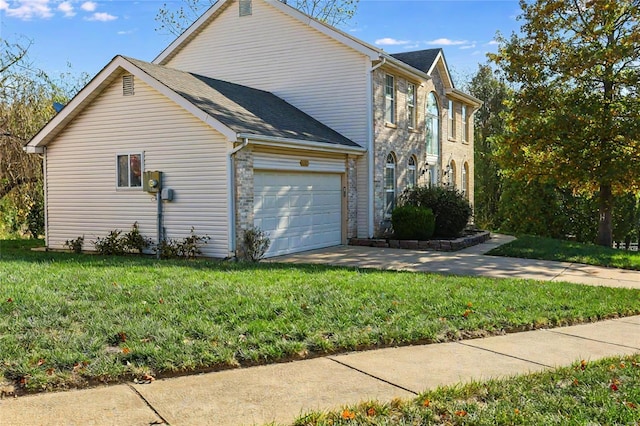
[236, 133, 366, 155]
[380, 53, 432, 81]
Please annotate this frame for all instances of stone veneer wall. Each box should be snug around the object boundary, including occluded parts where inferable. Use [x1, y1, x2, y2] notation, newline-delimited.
[371, 66, 476, 236]
[234, 145, 254, 256]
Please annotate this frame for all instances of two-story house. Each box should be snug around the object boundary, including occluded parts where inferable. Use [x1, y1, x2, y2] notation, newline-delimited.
[26, 0, 481, 258]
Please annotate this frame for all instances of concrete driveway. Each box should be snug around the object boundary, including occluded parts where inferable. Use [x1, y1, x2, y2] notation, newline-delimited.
[270, 234, 640, 290]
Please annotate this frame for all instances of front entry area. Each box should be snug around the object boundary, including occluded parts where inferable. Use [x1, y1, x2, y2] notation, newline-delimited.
[253, 171, 342, 257]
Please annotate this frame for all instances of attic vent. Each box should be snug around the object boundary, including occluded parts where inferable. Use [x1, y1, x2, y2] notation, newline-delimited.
[122, 75, 134, 96]
[239, 0, 252, 16]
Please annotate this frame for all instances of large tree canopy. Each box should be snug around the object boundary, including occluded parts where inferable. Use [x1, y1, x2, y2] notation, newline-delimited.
[156, 0, 359, 36]
[491, 0, 640, 246]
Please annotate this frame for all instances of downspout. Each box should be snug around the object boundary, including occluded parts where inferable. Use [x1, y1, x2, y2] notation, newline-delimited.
[367, 57, 386, 237]
[228, 138, 249, 257]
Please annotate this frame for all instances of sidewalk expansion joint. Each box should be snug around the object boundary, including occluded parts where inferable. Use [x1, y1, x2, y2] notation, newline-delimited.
[545, 329, 640, 351]
[127, 383, 170, 425]
[327, 357, 419, 396]
[550, 263, 574, 281]
[455, 341, 553, 369]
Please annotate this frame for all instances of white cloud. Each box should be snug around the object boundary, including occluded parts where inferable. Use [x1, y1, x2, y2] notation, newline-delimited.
[81, 1, 97, 12]
[86, 11, 116, 21]
[487, 40, 499, 46]
[2, 0, 53, 20]
[459, 43, 477, 50]
[117, 29, 135, 35]
[425, 38, 469, 46]
[375, 37, 411, 46]
[58, 1, 75, 17]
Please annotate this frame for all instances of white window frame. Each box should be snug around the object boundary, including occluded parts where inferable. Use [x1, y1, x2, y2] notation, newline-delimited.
[426, 92, 439, 156]
[384, 153, 396, 218]
[407, 156, 417, 188]
[448, 100, 456, 140]
[385, 74, 396, 124]
[407, 83, 416, 129]
[116, 152, 143, 189]
[461, 105, 468, 143]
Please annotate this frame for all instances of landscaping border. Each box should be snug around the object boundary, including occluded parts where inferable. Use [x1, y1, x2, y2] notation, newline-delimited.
[349, 231, 491, 252]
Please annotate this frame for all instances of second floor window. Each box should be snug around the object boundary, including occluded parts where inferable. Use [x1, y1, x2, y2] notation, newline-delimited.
[461, 105, 468, 142]
[448, 100, 456, 139]
[385, 74, 395, 124]
[407, 83, 416, 129]
[426, 92, 439, 156]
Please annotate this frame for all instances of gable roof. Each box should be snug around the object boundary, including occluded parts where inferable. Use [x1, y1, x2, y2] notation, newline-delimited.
[390, 49, 442, 78]
[26, 56, 362, 153]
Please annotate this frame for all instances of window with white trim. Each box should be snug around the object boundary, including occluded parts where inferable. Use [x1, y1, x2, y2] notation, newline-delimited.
[385, 74, 396, 124]
[117, 153, 142, 188]
[461, 105, 468, 142]
[384, 153, 396, 218]
[462, 162, 470, 199]
[426, 92, 439, 155]
[407, 156, 417, 188]
[448, 100, 456, 139]
[407, 83, 416, 129]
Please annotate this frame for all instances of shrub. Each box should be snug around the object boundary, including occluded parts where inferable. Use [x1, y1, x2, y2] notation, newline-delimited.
[156, 227, 210, 259]
[400, 186, 472, 238]
[242, 226, 270, 262]
[391, 205, 435, 240]
[64, 236, 84, 253]
[122, 222, 152, 254]
[93, 230, 126, 255]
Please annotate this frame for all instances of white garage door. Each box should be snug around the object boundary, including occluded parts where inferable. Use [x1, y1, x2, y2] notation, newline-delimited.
[254, 171, 342, 257]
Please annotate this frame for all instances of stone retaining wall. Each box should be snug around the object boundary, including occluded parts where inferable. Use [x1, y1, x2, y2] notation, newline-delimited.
[349, 231, 491, 252]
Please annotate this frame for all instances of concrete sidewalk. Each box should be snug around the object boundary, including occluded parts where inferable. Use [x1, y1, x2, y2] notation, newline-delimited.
[1, 316, 639, 426]
[1, 235, 639, 425]
[271, 234, 640, 289]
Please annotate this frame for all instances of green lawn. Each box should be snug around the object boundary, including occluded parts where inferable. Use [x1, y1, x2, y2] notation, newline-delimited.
[292, 355, 640, 425]
[488, 235, 640, 270]
[1, 239, 639, 392]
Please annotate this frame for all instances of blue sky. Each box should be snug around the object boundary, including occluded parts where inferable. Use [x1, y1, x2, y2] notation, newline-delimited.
[0, 0, 522, 84]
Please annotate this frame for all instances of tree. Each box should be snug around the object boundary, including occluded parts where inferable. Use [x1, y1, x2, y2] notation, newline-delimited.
[156, 0, 359, 36]
[466, 64, 512, 229]
[0, 38, 87, 237]
[491, 0, 640, 246]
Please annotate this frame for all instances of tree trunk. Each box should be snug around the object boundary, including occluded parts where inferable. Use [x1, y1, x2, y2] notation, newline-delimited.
[596, 183, 613, 247]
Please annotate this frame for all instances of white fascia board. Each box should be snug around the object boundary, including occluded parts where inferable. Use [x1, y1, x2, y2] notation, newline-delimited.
[153, 0, 230, 65]
[26, 56, 237, 149]
[446, 88, 483, 108]
[267, 0, 380, 61]
[26, 57, 126, 149]
[237, 133, 366, 155]
[427, 50, 455, 89]
[380, 54, 431, 82]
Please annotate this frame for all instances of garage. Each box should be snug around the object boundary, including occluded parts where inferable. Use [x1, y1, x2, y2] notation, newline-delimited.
[254, 171, 343, 257]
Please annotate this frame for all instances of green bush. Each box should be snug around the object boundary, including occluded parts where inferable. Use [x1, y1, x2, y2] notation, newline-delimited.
[400, 186, 472, 238]
[156, 227, 210, 259]
[391, 205, 435, 240]
[241, 226, 271, 262]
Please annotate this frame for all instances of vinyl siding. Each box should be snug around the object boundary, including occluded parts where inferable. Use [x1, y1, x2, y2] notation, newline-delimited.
[165, 0, 370, 146]
[45, 73, 230, 257]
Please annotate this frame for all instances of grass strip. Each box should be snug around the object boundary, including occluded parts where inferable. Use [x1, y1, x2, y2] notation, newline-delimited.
[487, 235, 640, 271]
[292, 355, 640, 425]
[1, 239, 639, 392]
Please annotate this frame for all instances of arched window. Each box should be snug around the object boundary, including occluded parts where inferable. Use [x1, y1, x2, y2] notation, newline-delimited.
[426, 92, 439, 155]
[448, 159, 457, 189]
[384, 153, 396, 218]
[462, 162, 470, 199]
[407, 156, 417, 188]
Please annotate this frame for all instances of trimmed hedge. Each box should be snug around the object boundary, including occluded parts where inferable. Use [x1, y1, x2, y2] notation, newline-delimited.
[399, 186, 472, 238]
[391, 205, 436, 240]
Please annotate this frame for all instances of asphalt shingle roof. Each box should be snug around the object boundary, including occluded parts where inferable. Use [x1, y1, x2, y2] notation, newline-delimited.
[390, 49, 442, 75]
[125, 57, 359, 148]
